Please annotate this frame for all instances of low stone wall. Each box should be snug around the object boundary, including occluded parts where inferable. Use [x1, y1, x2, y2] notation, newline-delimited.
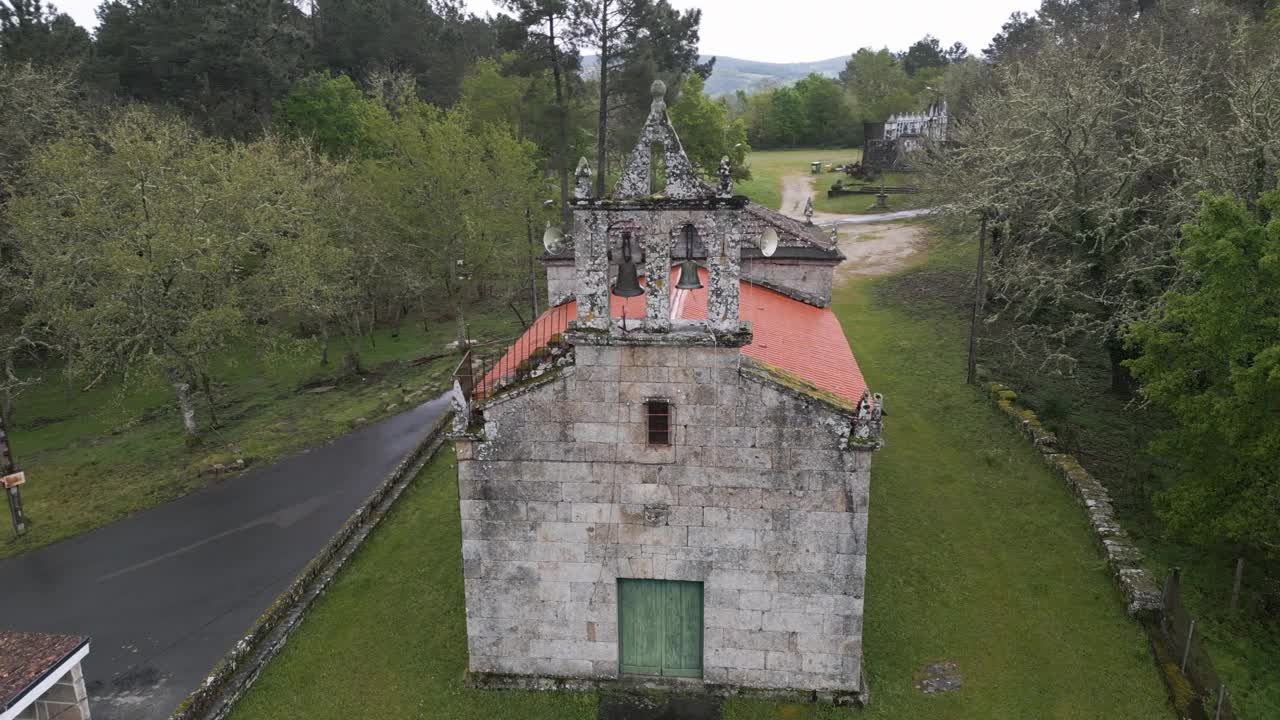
[169, 408, 455, 720]
[985, 383, 1162, 619]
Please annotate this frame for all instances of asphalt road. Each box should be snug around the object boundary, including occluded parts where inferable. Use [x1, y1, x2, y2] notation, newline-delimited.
[0, 394, 450, 720]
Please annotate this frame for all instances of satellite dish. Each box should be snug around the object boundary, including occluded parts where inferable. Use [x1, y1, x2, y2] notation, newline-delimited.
[543, 222, 564, 253]
[756, 227, 779, 257]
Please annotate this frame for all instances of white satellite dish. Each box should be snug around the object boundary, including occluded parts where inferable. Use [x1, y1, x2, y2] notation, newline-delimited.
[756, 227, 779, 257]
[543, 222, 564, 253]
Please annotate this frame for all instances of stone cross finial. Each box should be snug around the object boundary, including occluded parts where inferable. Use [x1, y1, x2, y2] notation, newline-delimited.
[717, 155, 733, 197]
[574, 157, 593, 199]
[803, 197, 814, 224]
[650, 79, 666, 109]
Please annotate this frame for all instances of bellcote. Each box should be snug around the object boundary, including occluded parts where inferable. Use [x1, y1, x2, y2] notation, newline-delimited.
[567, 80, 767, 347]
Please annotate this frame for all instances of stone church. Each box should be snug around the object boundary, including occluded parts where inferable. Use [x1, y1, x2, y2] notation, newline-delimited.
[449, 80, 883, 704]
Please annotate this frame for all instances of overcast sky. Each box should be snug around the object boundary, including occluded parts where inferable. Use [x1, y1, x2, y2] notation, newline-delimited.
[53, 0, 1043, 64]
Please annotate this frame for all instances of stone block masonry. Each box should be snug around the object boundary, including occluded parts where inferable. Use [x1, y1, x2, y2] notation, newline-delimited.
[455, 343, 871, 700]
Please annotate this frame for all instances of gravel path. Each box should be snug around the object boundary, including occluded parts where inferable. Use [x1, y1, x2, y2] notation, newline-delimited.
[778, 172, 932, 281]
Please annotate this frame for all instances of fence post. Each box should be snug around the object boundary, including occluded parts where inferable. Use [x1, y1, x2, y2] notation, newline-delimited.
[1181, 618, 1196, 674]
[1214, 683, 1226, 720]
[1230, 557, 1244, 611]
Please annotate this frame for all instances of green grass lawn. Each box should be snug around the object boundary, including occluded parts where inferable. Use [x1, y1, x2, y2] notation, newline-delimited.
[228, 445, 599, 720]
[737, 148, 862, 210]
[227, 225, 1171, 720]
[1, 303, 523, 560]
[968, 239, 1280, 716]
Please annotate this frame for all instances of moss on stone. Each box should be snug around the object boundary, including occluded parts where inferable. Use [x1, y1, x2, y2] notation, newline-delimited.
[741, 358, 857, 414]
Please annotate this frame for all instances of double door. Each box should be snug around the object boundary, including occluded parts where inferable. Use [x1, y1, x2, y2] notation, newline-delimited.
[617, 578, 703, 678]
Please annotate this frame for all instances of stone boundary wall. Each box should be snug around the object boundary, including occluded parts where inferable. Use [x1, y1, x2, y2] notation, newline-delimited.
[985, 383, 1162, 619]
[169, 408, 455, 720]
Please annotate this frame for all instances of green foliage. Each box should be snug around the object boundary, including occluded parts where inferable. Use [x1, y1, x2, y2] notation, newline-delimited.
[313, 0, 509, 109]
[741, 75, 855, 150]
[458, 54, 579, 166]
[92, 0, 311, 137]
[274, 72, 391, 159]
[739, 36, 965, 151]
[0, 62, 82, 413]
[1127, 191, 1280, 555]
[1, 301, 519, 560]
[0, 0, 89, 65]
[9, 107, 347, 434]
[895, 34, 966, 77]
[344, 95, 545, 330]
[666, 72, 749, 180]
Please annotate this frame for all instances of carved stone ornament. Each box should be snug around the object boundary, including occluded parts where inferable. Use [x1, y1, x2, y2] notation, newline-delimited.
[574, 157, 593, 200]
[717, 155, 733, 198]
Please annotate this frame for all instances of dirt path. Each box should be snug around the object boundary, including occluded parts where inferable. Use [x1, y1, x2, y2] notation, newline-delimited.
[780, 173, 855, 224]
[833, 222, 929, 285]
[778, 172, 928, 284]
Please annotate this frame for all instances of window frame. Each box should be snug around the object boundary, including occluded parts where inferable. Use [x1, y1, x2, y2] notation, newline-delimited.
[644, 398, 672, 447]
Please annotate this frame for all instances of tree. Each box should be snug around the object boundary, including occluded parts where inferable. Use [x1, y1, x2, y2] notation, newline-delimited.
[839, 47, 916, 123]
[92, 0, 311, 137]
[983, 11, 1041, 64]
[9, 108, 342, 436]
[666, 72, 748, 180]
[0, 0, 89, 65]
[928, 35, 1210, 391]
[0, 63, 81, 420]
[577, 0, 701, 195]
[344, 97, 544, 347]
[793, 74, 856, 147]
[1126, 190, 1280, 556]
[897, 35, 948, 77]
[313, 0, 506, 109]
[497, 0, 584, 222]
[274, 71, 391, 158]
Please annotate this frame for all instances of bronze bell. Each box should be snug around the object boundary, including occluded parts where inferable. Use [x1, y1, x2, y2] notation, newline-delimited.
[675, 224, 703, 290]
[612, 232, 644, 297]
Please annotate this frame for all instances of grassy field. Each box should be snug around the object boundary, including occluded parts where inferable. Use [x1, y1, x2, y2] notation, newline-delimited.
[736, 148, 862, 210]
[811, 171, 934, 215]
[971, 250, 1280, 715]
[227, 225, 1171, 720]
[0, 303, 522, 560]
[736, 148, 932, 216]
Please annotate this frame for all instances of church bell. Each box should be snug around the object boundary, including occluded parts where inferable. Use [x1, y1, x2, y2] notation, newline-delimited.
[612, 232, 644, 297]
[675, 223, 703, 290]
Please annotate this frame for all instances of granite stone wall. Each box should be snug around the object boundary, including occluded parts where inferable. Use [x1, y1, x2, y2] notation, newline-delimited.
[546, 258, 837, 309]
[742, 260, 836, 307]
[545, 260, 575, 306]
[455, 343, 871, 697]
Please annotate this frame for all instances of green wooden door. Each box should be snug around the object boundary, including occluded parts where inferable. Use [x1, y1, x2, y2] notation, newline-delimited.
[618, 579, 703, 678]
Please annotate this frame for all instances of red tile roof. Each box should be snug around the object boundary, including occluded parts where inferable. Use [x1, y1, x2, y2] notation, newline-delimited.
[0, 630, 88, 710]
[482, 268, 866, 407]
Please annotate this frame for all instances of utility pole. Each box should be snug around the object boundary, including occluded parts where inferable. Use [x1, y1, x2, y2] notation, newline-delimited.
[525, 207, 540, 322]
[966, 214, 988, 385]
[1, 409, 26, 537]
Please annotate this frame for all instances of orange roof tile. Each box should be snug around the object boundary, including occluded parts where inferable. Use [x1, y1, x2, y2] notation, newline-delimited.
[480, 268, 866, 407]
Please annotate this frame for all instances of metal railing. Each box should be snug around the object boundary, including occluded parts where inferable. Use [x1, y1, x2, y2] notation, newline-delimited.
[452, 303, 571, 407]
[1161, 568, 1236, 720]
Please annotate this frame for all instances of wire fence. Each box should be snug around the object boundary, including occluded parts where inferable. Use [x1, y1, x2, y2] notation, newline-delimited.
[452, 302, 571, 406]
[1161, 568, 1235, 720]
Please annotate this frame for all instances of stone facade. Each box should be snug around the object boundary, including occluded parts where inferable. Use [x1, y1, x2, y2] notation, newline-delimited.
[741, 258, 837, 307]
[548, 254, 839, 310]
[455, 342, 871, 697]
[451, 76, 879, 704]
[864, 101, 948, 171]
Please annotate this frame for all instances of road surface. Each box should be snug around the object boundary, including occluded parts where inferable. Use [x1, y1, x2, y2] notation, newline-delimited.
[0, 394, 450, 720]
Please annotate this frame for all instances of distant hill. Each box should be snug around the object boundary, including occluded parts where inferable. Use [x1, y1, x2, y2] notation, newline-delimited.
[581, 54, 848, 97]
